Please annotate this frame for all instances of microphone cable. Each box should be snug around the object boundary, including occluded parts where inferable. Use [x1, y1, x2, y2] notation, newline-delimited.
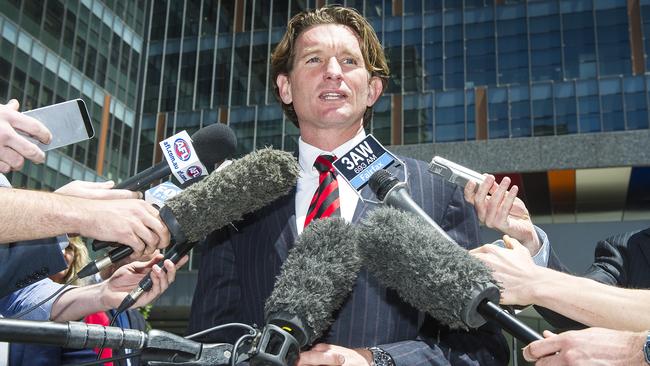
[61, 351, 142, 366]
[95, 309, 122, 364]
[186, 322, 258, 366]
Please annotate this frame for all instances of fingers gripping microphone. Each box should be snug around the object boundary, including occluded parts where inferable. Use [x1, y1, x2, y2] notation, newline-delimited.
[118, 148, 300, 311]
[357, 207, 543, 344]
[368, 169, 454, 243]
[92, 123, 237, 252]
[116, 123, 237, 190]
[257, 218, 361, 366]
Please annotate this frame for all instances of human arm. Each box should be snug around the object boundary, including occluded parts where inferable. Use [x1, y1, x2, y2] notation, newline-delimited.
[49, 253, 188, 321]
[0, 99, 52, 173]
[0, 187, 169, 255]
[465, 175, 542, 256]
[523, 328, 647, 366]
[471, 236, 650, 331]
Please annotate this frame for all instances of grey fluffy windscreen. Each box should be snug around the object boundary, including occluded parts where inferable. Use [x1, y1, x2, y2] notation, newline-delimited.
[264, 218, 361, 344]
[165, 148, 299, 242]
[358, 207, 494, 330]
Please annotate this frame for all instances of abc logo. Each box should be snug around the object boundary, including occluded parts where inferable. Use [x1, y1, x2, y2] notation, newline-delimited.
[174, 138, 192, 161]
[187, 165, 203, 178]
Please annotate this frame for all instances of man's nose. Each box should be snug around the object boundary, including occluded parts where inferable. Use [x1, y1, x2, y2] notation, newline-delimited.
[323, 57, 343, 80]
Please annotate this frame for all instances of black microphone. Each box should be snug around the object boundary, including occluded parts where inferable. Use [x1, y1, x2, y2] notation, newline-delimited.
[117, 148, 301, 312]
[91, 124, 237, 252]
[368, 169, 454, 243]
[0, 318, 233, 365]
[116, 123, 237, 190]
[357, 207, 543, 344]
[254, 217, 361, 366]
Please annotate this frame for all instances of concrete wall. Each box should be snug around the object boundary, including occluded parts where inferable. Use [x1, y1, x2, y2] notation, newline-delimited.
[391, 130, 650, 173]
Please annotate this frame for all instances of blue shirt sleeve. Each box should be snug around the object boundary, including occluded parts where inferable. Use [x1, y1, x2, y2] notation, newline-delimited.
[0, 279, 64, 320]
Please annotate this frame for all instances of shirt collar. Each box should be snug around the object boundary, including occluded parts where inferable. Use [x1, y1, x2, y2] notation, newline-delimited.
[298, 130, 367, 173]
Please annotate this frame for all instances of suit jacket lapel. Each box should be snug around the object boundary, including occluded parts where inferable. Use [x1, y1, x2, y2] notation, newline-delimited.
[272, 187, 298, 263]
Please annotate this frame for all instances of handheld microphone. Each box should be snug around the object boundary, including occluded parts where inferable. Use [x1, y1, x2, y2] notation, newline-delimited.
[91, 124, 237, 252]
[117, 148, 300, 312]
[357, 207, 543, 344]
[368, 169, 454, 243]
[0, 318, 232, 365]
[256, 217, 361, 366]
[116, 123, 237, 191]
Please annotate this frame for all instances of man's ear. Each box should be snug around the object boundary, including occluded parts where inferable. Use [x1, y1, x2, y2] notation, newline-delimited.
[367, 76, 383, 106]
[276, 74, 292, 104]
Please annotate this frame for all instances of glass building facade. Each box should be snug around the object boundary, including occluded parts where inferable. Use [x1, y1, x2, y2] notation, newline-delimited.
[138, 0, 650, 171]
[0, 0, 149, 189]
[134, 0, 650, 273]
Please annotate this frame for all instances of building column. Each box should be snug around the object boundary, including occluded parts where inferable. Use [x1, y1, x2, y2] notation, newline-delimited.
[628, 0, 645, 75]
[475, 86, 487, 140]
[391, 94, 402, 145]
[96, 94, 111, 175]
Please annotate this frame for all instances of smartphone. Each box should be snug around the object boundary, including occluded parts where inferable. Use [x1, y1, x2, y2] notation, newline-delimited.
[22, 99, 94, 151]
[428, 156, 485, 188]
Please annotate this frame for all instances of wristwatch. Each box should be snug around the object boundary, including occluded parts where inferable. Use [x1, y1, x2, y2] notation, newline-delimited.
[643, 331, 650, 365]
[367, 346, 395, 366]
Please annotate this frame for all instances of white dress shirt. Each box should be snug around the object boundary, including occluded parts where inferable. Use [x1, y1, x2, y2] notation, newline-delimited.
[295, 131, 368, 234]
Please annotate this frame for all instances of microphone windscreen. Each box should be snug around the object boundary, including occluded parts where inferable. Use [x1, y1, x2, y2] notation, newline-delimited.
[265, 217, 361, 344]
[165, 148, 299, 242]
[357, 207, 495, 330]
[191, 123, 237, 171]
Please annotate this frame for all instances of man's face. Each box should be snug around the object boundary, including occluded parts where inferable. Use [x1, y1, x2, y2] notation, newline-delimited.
[276, 24, 382, 132]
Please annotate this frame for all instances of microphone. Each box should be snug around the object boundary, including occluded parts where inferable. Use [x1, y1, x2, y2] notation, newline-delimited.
[116, 123, 237, 190]
[357, 207, 543, 344]
[368, 169, 454, 243]
[91, 124, 237, 252]
[117, 148, 300, 311]
[254, 217, 361, 366]
[0, 318, 233, 365]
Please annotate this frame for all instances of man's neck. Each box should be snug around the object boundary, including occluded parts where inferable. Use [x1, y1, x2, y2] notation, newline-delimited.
[299, 124, 364, 151]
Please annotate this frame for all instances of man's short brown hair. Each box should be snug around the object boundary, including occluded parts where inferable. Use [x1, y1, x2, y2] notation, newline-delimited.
[270, 5, 390, 128]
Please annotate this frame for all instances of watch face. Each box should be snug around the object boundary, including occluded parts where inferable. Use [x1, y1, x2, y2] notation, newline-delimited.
[369, 347, 395, 366]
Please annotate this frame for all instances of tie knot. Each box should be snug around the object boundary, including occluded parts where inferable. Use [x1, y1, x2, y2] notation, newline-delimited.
[314, 154, 336, 173]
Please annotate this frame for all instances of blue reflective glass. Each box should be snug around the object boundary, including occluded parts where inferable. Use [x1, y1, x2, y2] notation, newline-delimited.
[511, 118, 531, 137]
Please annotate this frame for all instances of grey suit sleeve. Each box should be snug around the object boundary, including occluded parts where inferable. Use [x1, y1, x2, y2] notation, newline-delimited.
[0, 237, 67, 299]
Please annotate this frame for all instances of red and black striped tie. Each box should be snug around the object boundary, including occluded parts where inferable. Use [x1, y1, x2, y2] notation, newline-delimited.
[304, 154, 340, 228]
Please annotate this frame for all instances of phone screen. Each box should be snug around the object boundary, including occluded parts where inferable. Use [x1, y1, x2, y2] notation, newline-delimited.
[22, 99, 94, 151]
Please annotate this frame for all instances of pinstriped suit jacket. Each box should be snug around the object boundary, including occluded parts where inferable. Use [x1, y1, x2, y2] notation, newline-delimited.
[188, 156, 509, 365]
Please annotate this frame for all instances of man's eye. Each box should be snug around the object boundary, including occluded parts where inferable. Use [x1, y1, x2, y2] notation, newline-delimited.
[307, 57, 320, 63]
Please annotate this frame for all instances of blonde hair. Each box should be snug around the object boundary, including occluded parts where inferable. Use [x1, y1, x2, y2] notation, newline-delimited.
[270, 5, 390, 127]
[60, 236, 91, 286]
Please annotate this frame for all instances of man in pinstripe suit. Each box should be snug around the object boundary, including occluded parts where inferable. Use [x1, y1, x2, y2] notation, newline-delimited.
[188, 6, 508, 365]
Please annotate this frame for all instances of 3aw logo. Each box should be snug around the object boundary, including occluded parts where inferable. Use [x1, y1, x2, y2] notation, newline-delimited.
[174, 138, 192, 161]
[187, 165, 203, 178]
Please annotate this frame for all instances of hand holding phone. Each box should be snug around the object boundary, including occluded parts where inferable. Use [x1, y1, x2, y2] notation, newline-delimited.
[428, 156, 485, 188]
[0, 99, 53, 172]
[22, 99, 94, 151]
